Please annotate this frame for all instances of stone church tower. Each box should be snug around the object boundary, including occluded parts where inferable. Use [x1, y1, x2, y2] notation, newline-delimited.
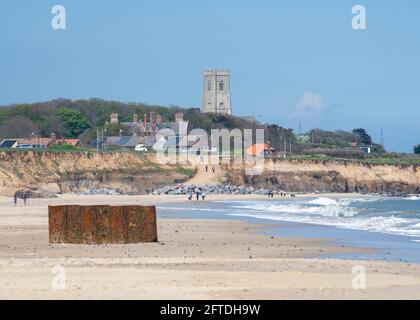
[202, 69, 232, 115]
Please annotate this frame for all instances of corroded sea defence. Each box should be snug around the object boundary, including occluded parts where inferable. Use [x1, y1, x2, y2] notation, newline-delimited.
[48, 205, 158, 244]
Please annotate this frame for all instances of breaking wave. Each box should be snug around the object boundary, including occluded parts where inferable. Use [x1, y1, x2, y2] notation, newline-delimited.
[227, 197, 420, 238]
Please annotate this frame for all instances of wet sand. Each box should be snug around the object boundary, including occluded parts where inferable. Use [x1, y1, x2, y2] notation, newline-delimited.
[1, 194, 420, 299]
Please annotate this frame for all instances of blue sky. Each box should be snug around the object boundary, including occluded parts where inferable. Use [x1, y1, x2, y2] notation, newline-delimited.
[0, 0, 419, 152]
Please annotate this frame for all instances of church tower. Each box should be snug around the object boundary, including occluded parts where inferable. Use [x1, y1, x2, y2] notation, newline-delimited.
[202, 69, 232, 115]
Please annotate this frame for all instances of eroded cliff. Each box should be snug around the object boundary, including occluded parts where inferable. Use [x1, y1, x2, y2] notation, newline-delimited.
[0, 151, 192, 196]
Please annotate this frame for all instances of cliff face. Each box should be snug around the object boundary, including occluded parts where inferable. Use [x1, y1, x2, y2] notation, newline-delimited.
[226, 159, 420, 194]
[0, 151, 191, 196]
[1, 152, 419, 196]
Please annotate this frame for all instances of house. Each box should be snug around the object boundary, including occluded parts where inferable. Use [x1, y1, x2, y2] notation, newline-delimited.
[246, 143, 268, 157]
[358, 146, 371, 154]
[99, 135, 155, 150]
[0, 133, 82, 149]
[0, 139, 18, 149]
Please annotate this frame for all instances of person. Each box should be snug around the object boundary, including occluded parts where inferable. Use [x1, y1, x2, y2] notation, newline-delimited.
[196, 191, 200, 201]
[201, 192, 206, 201]
[205, 165, 208, 172]
[23, 192, 27, 206]
[212, 166, 215, 173]
[188, 192, 192, 200]
[14, 193, 17, 206]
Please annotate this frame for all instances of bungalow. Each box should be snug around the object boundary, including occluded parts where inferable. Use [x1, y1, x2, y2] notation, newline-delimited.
[0, 139, 18, 149]
[0, 133, 82, 149]
[246, 143, 273, 157]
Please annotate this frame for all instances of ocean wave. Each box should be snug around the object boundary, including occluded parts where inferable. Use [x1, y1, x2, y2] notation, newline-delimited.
[405, 196, 420, 201]
[228, 212, 420, 238]
[231, 201, 361, 218]
[227, 197, 420, 237]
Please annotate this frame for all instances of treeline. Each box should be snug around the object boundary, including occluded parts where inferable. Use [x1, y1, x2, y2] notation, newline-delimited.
[0, 98, 387, 156]
[0, 99, 185, 143]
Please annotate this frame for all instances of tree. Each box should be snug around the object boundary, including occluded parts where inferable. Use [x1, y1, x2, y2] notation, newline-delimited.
[57, 107, 90, 138]
[352, 128, 372, 145]
[414, 145, 420, 155]
[0, 116, 38, 138]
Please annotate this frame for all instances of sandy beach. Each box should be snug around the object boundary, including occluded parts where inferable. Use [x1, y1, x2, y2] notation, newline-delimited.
[1, 194, 420, 299]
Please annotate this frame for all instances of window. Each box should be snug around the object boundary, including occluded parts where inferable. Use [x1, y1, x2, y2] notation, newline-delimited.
[207, 80, 211, 91]
[218, 80, 224, 92]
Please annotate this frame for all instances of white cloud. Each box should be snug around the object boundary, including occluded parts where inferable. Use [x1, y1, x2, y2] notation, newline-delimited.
[290, 92, 326, 120]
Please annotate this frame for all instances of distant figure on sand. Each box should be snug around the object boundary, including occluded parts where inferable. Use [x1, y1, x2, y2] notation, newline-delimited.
[201, 192, 206, 201]
[13, 191, 28, 206]
[196, 192, 200, 200]
[205, 165, 208, 172]
[212, 167, 215, 173]
[188, 192, 192, 201]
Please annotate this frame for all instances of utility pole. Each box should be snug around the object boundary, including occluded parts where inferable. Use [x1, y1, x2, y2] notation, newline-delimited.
[283, 139, 287, 158]
[96, 128, 105, 150]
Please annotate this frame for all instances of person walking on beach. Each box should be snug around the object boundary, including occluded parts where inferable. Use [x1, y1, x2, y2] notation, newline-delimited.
[14, 193, 17, 206]
[212, 166, 215, 174]
[188, 192, 192, 200]
[196, 191, 200, 201]
[23, 192, 27, 206]
[201, 192, 206, 201]
[205, 165, 208, 172]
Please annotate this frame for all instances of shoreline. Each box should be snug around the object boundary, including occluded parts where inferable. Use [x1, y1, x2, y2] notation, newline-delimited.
[1, 194, 420, 299]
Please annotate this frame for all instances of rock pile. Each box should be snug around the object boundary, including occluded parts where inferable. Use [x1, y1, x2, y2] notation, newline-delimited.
[154, 184, 275, 195]
[77, 188, 121, 196]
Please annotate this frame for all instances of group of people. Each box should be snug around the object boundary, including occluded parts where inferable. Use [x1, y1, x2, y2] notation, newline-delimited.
[268, 191, 296, 198]
[205, 165, 216, 174]
[145, 188, 155, 195]
[188, 188, 206, 201]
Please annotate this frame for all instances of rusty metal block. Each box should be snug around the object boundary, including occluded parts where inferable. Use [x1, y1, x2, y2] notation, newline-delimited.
[48, 205, 158, 244]
[65, 205, 82, 244]
[49, 205, 66, 243]
[81, 206, 96, 244]
[139, 206, 158, 242]
[110, 206, 126, 244]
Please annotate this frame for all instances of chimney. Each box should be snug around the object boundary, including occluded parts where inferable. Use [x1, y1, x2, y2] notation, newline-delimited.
[144, 114, 147, 128]
[156, 114, 162, 125]
[150, 111, 156, 131]
[175, 112, 184, 123]
[110, 113, 119, 124]
[133, 114, 138, 123]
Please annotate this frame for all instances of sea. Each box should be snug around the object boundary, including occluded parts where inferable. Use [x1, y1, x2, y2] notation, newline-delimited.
[157, 195, 420, 263]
